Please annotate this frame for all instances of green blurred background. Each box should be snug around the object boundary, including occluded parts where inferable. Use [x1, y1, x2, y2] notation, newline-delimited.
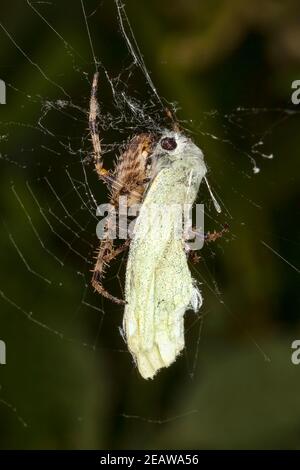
[0, 0, 300, 450]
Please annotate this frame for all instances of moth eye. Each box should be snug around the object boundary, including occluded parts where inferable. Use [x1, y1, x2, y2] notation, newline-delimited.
[160, 137, 177, 151]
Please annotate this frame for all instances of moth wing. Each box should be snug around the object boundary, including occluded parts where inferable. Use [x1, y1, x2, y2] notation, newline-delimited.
[124, 214, 201, 379]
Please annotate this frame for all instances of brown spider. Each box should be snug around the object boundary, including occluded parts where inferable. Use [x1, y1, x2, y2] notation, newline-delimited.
[89, 72, 156, 304]
[88, 73, 228, 304]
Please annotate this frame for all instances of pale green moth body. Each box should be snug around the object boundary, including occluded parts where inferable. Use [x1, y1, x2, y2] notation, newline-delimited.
[123, 131, 207, 379]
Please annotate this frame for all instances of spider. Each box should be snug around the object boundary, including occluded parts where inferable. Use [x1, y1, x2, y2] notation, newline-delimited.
[89, 72, 156, 304]
[88, 72, 227, 305]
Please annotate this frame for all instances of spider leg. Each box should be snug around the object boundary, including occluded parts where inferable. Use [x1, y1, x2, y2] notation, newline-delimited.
[89, 71, 109, 180]
[185, 224, 229, 263]
[92, 238, 130, 305]
[165, 107, 180, 133]
[186, 224, 229, 244]
[92, 208, 130, 305]
[204, 224, 229, 242]
[188, 251, 201, 264]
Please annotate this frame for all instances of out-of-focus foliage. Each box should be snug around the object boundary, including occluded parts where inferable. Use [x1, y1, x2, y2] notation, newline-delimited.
[0, 0, 299, 449]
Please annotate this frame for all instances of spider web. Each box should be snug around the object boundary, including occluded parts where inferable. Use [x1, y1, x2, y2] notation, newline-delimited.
[0, 0, 299, 449]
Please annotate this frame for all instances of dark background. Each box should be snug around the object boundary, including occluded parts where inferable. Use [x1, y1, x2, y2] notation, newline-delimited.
[0, 0, 300, 450]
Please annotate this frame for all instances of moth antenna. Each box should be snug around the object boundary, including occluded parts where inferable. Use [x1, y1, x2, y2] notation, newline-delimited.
[204, 176, 222, 214]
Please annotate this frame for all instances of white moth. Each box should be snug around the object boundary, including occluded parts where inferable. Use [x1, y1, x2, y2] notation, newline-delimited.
[123, 131, 207, 379]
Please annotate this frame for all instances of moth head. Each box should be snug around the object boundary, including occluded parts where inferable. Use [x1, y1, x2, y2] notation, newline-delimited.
[152, 131, 206, 176]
